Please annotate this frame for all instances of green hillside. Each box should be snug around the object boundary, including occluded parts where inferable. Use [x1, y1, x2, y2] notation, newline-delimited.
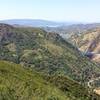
[0, 24, 100, 82]
[0, 61, 91, 100]
[0, 24, 100, 99]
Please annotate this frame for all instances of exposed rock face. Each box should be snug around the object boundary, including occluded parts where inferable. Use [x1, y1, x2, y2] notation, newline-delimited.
[70, 28, 100, 63]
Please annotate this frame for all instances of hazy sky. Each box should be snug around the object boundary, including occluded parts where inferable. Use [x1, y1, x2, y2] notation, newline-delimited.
[0, 0, 100, 22]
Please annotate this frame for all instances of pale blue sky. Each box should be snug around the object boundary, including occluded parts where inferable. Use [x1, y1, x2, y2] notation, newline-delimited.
[0, 0, 100, 22]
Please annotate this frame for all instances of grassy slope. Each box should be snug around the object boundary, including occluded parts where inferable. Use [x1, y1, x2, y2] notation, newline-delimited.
[0, 61, 91, 100]
[0, 61, 69, 100]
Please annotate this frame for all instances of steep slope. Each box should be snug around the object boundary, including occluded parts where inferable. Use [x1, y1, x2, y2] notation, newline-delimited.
[0, 23, 14, 42]
[0, 60, 92, 100]
[0, 23, 100, 82]
[70, 28, 100, 63]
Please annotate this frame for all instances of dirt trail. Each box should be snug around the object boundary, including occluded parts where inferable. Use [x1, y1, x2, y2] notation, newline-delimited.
[88, 77, 100, 88]
[88, 77, 100, 95]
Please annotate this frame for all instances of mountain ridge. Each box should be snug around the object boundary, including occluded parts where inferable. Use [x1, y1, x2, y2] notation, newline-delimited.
[0, 19, 72, 27]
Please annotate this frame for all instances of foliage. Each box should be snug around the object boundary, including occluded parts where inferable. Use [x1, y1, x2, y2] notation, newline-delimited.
[0, 61, 92, 100]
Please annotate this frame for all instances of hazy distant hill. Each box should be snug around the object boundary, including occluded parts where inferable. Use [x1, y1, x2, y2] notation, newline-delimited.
[45, 23, 100, 39]
[0, 19, 71, 27]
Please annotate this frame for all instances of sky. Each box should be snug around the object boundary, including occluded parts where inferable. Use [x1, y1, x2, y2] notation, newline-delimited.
[0, 0, 100, 23]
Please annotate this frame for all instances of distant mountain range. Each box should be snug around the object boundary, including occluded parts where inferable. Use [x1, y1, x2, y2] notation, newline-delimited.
[0, 19, 73, 27]
[45, 23, 100, 38]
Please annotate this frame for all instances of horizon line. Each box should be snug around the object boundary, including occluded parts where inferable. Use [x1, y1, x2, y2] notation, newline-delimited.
[0, 18, 100, 24]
